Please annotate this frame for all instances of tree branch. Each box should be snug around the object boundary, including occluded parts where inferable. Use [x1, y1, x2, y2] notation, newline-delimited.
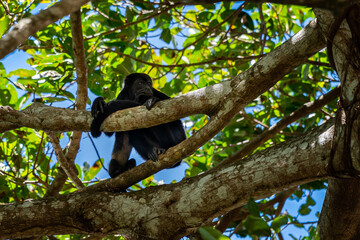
[47, 132, 85, 189]
[0, 103, 91, 133]
[0, 0, 91, 60]
[70, 10, 88, 111]
[0, 119, 334, 239]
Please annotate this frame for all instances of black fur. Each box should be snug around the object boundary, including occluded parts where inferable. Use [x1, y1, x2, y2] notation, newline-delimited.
[90, 73, 186, 178]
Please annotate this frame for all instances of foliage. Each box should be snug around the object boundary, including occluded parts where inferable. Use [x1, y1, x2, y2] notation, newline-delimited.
[0, 0, 337, 239]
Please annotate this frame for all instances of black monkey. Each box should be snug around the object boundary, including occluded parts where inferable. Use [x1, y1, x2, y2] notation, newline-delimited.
[91, 73, 186, 178]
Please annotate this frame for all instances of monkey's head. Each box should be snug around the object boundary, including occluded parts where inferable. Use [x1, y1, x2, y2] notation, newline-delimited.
[122, 73, 153, 103]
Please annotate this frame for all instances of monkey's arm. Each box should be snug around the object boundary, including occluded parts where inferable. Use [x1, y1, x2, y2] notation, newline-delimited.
[90, 97, 140, 138]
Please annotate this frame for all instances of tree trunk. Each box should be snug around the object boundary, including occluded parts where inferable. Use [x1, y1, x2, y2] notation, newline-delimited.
[315, 6, 360, 239]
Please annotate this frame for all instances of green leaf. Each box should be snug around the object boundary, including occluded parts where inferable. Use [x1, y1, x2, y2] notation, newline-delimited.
[245, 198, 260, 217]
[199, 226, 230, 240]
[243, 215, 271, 237]
[41, 97, 67, 103]
[306, 196, 316, 206]
[239, 12, 254, 30]
[0, 175, 10, 192]
[0, 89, 13, 106]
[302, 64, 310, 80]
[299, 204, 311, 216]
[142, 175, 157, 187]
[160, 28, 172, 44]
[9, 69, 36, 78]
[197, 12, 214, 22]
[271, 215, 288, 233]
[83, 160, 103, 181]
[0, 15, 10, 37]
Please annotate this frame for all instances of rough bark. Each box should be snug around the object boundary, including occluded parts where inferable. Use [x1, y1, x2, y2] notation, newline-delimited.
[315, 6, 360, 239]
[318, 178, 360, 239]
[0, 119, 334, 239]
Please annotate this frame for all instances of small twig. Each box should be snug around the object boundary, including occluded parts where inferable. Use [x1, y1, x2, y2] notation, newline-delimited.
[87, 132, 108, 172]
[258, 3, 268, 55]
[0, 1, 11, 16]
[277, 232, 284, 240]
[239, 110, 269, 128]
[305, 59, 332, 68]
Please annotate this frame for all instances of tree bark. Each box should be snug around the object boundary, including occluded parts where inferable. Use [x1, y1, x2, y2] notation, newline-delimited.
[315, 6, 360, 239]
[0, 119, 334, 239]
[318, 179, 360, 239]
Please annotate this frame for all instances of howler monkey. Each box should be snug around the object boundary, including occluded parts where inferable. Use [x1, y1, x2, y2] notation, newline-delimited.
[90, 73, 186, 178]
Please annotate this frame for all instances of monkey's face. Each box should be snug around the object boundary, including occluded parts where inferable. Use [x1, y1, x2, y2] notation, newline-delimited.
[129, 75, 153, 103]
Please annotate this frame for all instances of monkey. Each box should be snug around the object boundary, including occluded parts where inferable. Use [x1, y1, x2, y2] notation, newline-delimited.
[91, 73, 186, 178]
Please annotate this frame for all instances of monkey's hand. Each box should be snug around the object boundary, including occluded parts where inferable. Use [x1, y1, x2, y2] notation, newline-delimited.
[144, 97, 160, 110]
[148, 147, 166, 162]
[91, 97, 106, 118]
[90, 97, 108, 138]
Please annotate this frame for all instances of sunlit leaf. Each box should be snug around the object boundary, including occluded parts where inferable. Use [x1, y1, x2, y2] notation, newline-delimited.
[199, 226, 230, 240]
[0, 15, 10, 37]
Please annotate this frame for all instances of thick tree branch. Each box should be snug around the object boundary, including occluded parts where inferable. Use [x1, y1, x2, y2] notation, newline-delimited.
[319, 178, 360, 238]
[215, 85, 340, 233]
[0, 119, 334, 239]
[0, 0, 91, 60]
[0, 103, 91, 133]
